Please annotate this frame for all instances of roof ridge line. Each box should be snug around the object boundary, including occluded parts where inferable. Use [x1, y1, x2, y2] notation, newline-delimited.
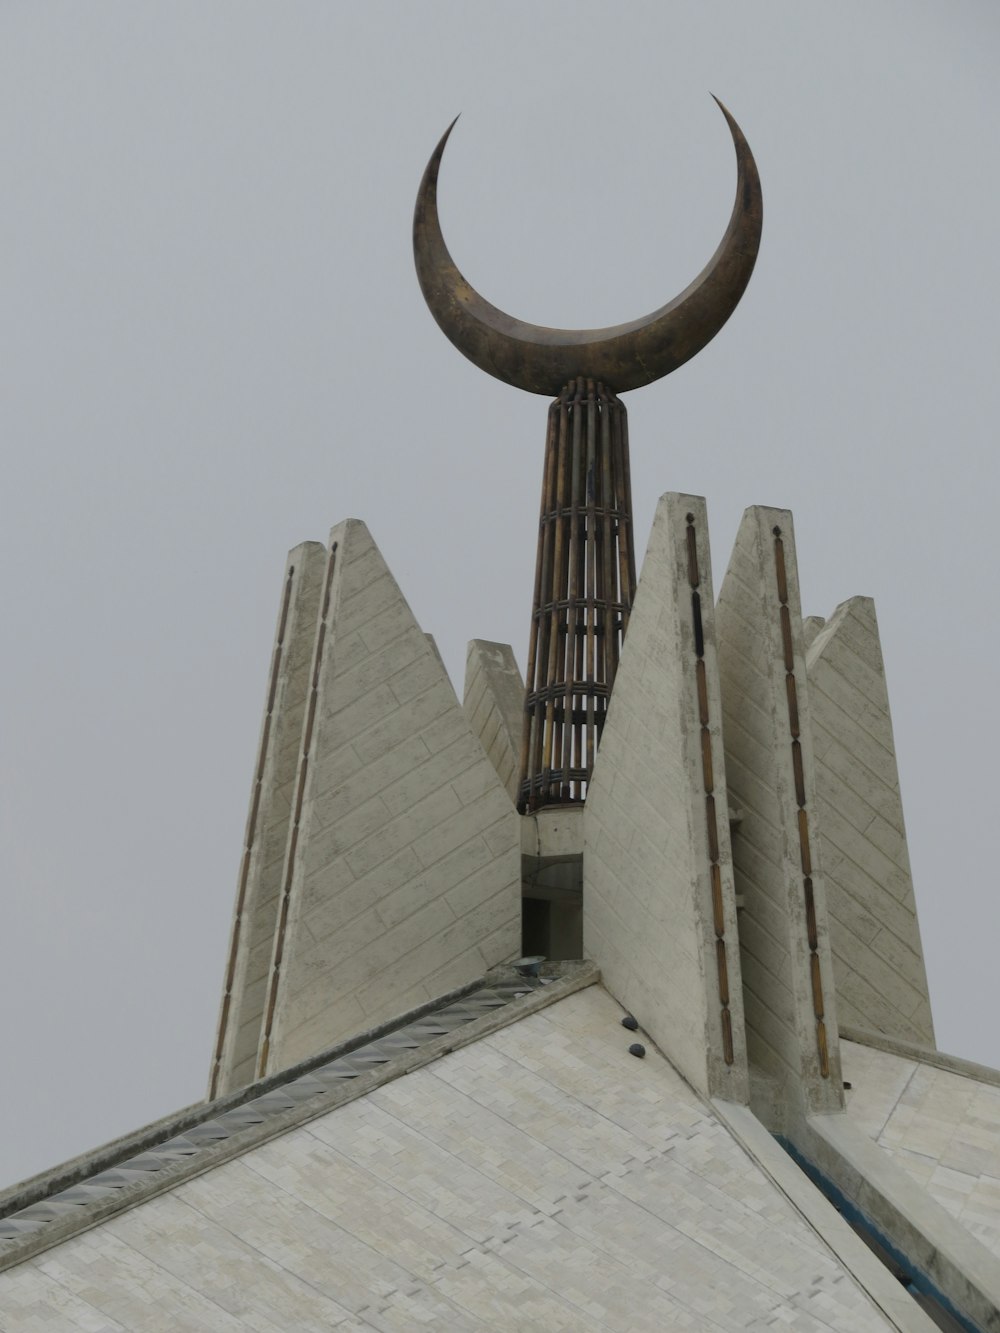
[0, 961, 599, 1272]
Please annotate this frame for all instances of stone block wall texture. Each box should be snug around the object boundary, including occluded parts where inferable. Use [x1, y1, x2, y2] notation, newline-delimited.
[715, 506, 844, 1114]
[252, 519, 521, 1077]
[584, 493, 748, 1103]
[210, 542, 328, 1097]
[807, 597, 935, 1046]
[463, 639, 524, 804]
[2, 990, 902, 1333]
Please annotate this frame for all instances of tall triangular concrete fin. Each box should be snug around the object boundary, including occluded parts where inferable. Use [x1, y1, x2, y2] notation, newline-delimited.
[716, 507, 844, 1114]
[807, 596, 935, 1046]
[463, 640, 524, 804]
[256, 520, 520, 1076]
[584, 494, 748, 1102]
[210, 541, 328, 1097]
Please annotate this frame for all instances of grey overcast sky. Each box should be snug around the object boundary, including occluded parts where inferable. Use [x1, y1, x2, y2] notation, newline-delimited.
[2, 1, 998, 1189]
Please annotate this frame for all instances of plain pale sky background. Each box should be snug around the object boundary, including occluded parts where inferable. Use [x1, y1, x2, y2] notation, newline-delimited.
[2, 1, 998, 1190]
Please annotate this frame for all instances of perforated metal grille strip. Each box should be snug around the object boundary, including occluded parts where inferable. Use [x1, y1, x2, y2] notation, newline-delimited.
[0, 976, 549, 1244]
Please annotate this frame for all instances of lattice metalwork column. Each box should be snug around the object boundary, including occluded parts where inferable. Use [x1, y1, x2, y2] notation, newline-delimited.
[518, 379, 637, 812]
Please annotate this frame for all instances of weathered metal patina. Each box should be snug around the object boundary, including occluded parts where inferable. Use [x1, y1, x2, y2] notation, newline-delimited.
[413, 100, 762, 810]
[413, 99, 762, 397]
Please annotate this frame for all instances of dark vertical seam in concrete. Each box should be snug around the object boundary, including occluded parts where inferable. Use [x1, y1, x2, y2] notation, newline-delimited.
[258, 541, 339, 1077]
[209, 564, 296, 1099]
[773, 527, 829, 1077]
[688, 511, 734, 1064]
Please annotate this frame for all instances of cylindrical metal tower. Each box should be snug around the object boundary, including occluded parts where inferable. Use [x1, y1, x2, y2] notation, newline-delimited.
[517, 379, 637, 812]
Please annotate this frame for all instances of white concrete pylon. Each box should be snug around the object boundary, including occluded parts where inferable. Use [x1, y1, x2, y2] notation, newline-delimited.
[210, 541, 329, 1097]
[715, 506, 844, 1115]
[228, 519, 520, 1081]
[584, 493, 748, 1103]
[463, 639, 524, 804]
[807, 597, 935, 1047]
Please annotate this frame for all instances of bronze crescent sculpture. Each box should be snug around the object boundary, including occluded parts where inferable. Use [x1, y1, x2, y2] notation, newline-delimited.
[413, 99, 763, 819]
[413, 98, 762, 397]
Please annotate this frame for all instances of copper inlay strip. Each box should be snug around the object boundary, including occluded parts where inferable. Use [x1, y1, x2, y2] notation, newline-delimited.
[696, 659, 709, 725]
[780, 605, 794, 671]
[711, 864, 725, 937]
[804, 878, 818, 949]
[716, 940, 730, 1005]
[686, 523, 700, 588]
[706, 796, 719, 862]
[810, 953, 825, 1018]
[773, 533, 788, 604]
[816, 1020, 830, 1078]
[791, 740, 806, 808]
[721, 1008, 734, 1065]
[773, 529, 828, 1079]
[691, 592, 704, 657]
[701, 729, 714, 793]
[785, 674, 800, 737]
[798, 810, 812, 875]
[689, 513, 734, 1065]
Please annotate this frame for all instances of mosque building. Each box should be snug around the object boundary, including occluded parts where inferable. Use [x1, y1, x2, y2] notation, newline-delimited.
[1, 104, 998, 1333]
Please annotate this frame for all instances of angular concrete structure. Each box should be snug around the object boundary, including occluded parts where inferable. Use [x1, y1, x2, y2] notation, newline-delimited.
[0, 983, 931, 1332]
[211, 521, 521, 1088]
[462, 638, 524, 804]
[807, 598, 934, 1048]
[210, 542, 328, 1097]
[585, 493, 748, 1103]
[8, 492, 999, 1332]
[716, 506, 843, 1114]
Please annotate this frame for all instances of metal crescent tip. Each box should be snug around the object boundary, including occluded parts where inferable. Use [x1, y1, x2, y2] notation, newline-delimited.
[413, 99, 762, 396]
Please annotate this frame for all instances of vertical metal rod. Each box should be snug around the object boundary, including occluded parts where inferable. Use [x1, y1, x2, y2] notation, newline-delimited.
[613, 404, 633, 639]
[517, 403, 555, 798]
[620, 404, 637, 597]
[584, 390, 598, 786]
[519, 382, 637, 811]
[528, 403, 561, 791]
[525, 405, 557, 794]
[600, 389, 617, 695]
[562, 383, 584, 799]
[540, 394, 570, 799]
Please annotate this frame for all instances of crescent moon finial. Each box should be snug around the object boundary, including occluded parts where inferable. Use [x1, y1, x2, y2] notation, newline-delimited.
[413, 99, 762, 396]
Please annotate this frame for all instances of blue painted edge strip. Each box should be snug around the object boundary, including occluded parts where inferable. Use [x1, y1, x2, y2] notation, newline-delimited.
[775, 1135, 982, 1333]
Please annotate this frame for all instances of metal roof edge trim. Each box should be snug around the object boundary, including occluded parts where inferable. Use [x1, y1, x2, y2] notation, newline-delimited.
[0, 961, 599, 1272]
[1, 965, 505, 1220]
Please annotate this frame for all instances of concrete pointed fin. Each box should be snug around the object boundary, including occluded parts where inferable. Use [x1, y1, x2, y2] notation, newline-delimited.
[807, 596, 934, 1047]
[210, 542, 329, 1097]
[584, 494, 748, 1102]
[231, 520, 520, 1080]
[716, 506, 844, 1114]
[463, 640, 524, 803]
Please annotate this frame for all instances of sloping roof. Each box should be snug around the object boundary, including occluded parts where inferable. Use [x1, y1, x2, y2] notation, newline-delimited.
[0, 984, 902, 1331]
[842, 1037, 1000, 1259]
